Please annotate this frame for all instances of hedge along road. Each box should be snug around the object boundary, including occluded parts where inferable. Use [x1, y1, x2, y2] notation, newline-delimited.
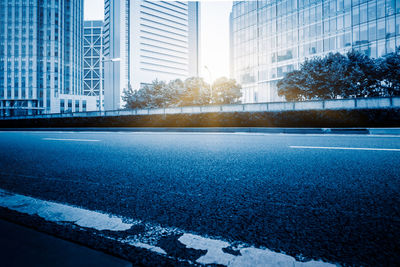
[0, 131, 399, 266]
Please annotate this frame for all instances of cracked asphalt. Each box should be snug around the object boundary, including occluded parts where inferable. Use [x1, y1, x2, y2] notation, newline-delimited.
[0, 130, 399, 266]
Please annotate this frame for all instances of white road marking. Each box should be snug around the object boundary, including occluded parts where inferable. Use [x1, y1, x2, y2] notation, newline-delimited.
[0, 188, 336, 266]
[42, 138, 100, 142]
[290, 145, 400, 152]
[126, 241, 167, 255]
[179, 233, 335, 266]
[0, 189, 131, 231]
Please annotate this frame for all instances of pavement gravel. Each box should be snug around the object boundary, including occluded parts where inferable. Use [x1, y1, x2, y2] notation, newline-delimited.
[0, 131, 399, 266]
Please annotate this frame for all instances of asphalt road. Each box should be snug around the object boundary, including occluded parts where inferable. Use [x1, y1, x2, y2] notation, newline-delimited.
[0, 131, 399, 266]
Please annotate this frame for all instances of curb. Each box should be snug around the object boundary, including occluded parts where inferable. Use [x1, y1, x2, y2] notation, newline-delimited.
[0, 189, 336, 267]
[1, 127, 400, 135]
[0, 219, 132, 267]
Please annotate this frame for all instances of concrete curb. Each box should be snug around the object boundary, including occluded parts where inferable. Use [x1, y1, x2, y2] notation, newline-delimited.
[0, 219, 132, 267]
[0, 188, 337, 267]
[1, 127, 400, 135]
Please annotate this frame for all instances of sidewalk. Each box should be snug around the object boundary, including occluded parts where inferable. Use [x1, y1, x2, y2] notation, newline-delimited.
[0, 219, 131, 267]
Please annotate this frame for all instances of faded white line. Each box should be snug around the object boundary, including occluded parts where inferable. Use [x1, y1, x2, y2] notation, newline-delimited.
[0, 188, 336, 266]
[0, 189, 131, 231]
[290, 145, 400, 152]
[42, 138, 100, 142]
[179, 233, 335, 266]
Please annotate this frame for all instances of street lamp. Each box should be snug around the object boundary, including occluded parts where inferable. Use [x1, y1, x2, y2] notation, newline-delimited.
[101, 57, 121, 111]
[104, 58, 121, 62]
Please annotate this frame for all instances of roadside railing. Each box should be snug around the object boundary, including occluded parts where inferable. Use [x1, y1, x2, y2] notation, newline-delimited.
[2, 97, 400, 120]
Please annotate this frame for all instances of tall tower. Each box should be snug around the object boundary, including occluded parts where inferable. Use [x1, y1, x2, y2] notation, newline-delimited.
[103, 0, 201, 111]
[230, 0, 400, 104]
[0, 0, 92, 116]
[84, 20, 104, 110]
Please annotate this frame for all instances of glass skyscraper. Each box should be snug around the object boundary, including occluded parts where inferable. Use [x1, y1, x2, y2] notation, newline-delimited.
[103, 0, 201, 110]
[84, 20, 104, 110]
[0, 0, 96, 117]
[230, 0, 400, 103]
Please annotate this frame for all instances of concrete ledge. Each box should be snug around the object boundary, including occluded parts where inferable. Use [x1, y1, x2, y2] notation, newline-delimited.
[0, 219, 131, 267]
[2, 97, 400, 121]
[368, 128, 400, 135]
[325, 99, 355, 109]
[294, 101, 324, 110]
[356, 98, 391, 109]
[1, 127, 400, 135]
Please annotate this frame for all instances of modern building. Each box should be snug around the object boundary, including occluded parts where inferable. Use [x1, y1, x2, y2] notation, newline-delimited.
[103, 0, 201, 110]
[230, 0, 400, 103]
[84, 20, 104, 110]
[0, 0, 96, 117]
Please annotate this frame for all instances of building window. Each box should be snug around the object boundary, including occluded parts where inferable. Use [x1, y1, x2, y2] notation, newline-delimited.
[60, 99, 64, 113]
[67, 99, 72, 112]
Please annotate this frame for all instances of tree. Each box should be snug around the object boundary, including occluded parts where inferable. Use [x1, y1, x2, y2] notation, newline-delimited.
[178, 77, 211, 106]
[121, 83, 136, 108]
[277, 50, 382, 101]
[278, 53, 354, 100]
[166, 79, 185, 106]
[380, 47, 400, 96]
[277, 70, 308, 101]
[122, 80, 167, 109]
[122, 76, 243, 109]
[345, 50, 380, 97]
[211, 77, 242, 104]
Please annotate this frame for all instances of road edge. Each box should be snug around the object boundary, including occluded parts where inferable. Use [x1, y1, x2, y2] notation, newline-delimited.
[1, 127, 400, 135]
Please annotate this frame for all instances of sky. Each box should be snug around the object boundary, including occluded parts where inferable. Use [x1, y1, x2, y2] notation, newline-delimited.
[83, 0, 233, 82]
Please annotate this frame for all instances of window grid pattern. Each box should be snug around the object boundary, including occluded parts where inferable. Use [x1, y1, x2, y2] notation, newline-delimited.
[83, 21, 103, 97]
[0, 0, 84, 116]
[231, 0, 400, 103]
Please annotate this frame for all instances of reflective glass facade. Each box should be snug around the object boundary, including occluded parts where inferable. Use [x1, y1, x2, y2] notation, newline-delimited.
[0, 0, 88, 116]
[103, 0, 200, 110]
[230, 0, 400, 103]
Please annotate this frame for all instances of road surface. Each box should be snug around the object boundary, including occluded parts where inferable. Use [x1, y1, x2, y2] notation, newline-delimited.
[0, 130, 399, 266]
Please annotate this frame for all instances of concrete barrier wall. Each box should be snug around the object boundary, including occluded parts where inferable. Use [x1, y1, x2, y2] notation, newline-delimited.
[181, 106, 202, 114]
[392, 97, 400, 106]
[164, 107, 182, 114]
[2, 97, 400, 120]
[268, 102, 294, 111]
[200, 106, 221, 113]
[221, 105, 243, 112]
[294, 101, 323, 110]
[324, 99, 355, 109]
[148, 108, 164, 115]
[356, 98, 391, 109]
[243, 103, 269, 112]
[136, 109, 149, 115]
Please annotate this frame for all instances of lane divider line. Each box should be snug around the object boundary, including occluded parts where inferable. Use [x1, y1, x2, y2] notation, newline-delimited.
[42, 138, 101, 142]
[290, 146, 400, 152]
[0, 188, 336, 267]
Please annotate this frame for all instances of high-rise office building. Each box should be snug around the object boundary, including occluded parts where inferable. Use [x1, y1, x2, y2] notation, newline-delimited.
[0, 0, 96, 117]
[84, 20, 104, 110]
[230, 0, 400, 103]
[103, 0, 201, 110]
